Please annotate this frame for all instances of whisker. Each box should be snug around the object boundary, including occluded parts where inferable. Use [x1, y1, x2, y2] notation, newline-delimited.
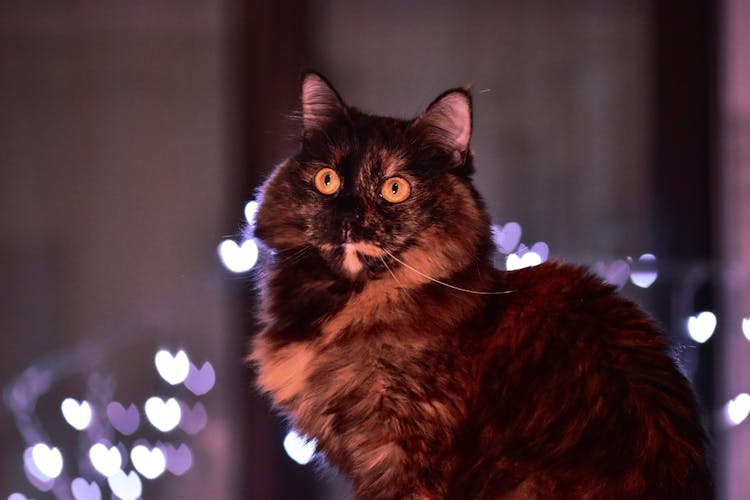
[379, 255, 402, 286]
[382, 249, 515, 296]
[275, 245, 309, 255]
[281, 245, 312, 266]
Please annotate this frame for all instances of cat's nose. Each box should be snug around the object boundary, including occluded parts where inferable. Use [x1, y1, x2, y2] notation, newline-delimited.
[341, 219, 354, 241]
[337, 196, 361, 242]
[341, 213, 364, 242]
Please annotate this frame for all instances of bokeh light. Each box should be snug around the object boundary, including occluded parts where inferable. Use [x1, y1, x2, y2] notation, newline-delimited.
[177, 401, 207, 435]
[506, 251, 542, 271]
[71, 477, 101, 499]
[218, 239, 259, 273]
[61, 398, 93, 431]
[107, 402, 141, 436]
[154, 349, 190, 386]
[107, 470, 142, 500]
[283, 430, 317, 466]
[89, 442, 122, 478]
[162, 443, 193, 476]
[491, 222, 521, 254]
[5, 348, 215, 496]
[144, 397, 182, 432]
[26, 443, 63, 482]
[130, 444, 166, 480]
[725, 393, 750, 427]
[628, 253, 658, 288]
[184, 361, 216, 396]
[687, 311, 717, 344]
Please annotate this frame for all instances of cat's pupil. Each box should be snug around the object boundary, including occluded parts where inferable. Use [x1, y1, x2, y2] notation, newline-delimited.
[391, 182, 399, 194]
[324, 173, 332, 185]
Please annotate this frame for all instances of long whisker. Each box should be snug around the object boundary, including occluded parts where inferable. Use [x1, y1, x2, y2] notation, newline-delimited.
[274, 244, 312, 255]
[382, 249, 515, 296]
[281, 245, 312, 266]
[379, 255, 402, 286]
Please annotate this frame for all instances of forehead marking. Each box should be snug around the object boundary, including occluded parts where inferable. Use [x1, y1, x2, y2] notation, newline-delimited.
[379, 149, 408, 178]
[355, 148, 408, 185]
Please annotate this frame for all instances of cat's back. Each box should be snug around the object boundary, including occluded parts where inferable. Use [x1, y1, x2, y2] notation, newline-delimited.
[488, 260, 668, 356]
[459, 261, 713, 499]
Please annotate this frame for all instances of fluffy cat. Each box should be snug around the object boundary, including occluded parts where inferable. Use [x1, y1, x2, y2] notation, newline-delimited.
[248, 71, 712, 499]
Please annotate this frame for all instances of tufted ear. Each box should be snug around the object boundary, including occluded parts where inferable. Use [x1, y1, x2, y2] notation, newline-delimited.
[410, 88, 472, 163]
[301, 71, 348, 135]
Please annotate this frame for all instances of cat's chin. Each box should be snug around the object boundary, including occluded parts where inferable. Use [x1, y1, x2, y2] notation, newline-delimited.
[319, 241, 388, 280]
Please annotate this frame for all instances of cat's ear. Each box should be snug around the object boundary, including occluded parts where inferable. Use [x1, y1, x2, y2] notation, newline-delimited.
[411, 88, 472, 164]
[301, 71, 348, 135]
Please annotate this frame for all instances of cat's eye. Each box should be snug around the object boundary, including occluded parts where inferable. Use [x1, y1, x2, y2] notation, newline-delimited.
[380, 177, 411, 203]
[314, 167, 341, 195]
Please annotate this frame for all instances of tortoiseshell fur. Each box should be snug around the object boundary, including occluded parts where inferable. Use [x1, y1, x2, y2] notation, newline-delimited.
[249, 72, 712, 499]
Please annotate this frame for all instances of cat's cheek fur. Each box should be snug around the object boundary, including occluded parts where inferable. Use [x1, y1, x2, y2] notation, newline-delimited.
[399, 181, 487, 283]
[253, 159, 313, 249]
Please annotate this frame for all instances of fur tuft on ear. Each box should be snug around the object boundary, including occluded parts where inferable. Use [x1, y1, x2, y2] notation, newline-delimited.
[301, 71, 348, 134]
[410, 88, 472, 164]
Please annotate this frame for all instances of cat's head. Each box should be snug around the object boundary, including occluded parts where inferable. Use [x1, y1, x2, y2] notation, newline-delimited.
[254, 71, 492, 283]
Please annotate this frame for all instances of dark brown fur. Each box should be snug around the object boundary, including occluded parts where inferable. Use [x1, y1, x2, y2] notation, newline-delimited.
[249, 71, 712, 499]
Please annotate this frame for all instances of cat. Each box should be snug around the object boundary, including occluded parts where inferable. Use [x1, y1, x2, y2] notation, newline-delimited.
[248, 71, 713, 499]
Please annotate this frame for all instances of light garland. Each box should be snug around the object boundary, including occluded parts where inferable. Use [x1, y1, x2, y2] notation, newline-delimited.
[4, 331, 214, 498]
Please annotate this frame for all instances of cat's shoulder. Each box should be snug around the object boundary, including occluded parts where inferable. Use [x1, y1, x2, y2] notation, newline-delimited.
[487, 260, 667, 367]
[502, 259, 612, 300]
[496, 259, 649, 330]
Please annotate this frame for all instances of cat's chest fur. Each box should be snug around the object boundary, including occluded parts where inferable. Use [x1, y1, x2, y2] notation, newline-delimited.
[254, 277, 467, 418]
[252, 276, 477, 491]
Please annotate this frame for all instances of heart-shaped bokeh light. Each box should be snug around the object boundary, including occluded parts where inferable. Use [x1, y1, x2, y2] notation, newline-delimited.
[218, 239, 259, 273]
[23, 448, 53, 490]
[687, 311, 717, 344]
[107, 402, 140, 435]
[89, 442, 122, 478]
[26, 443, 63, 481]
[145, 397, 181, 432]
[529, 242, 549, 261]
[491, 222, 522, 254]
[163, 443, 193, 476]
[107, 470, 142, 500]
[725, 393, 750, 427]
[283, 430, 317, 465]
[593, 260, 630, 290]
[131, 444, 166, 480]
[628, 253, 658, 288]
[178, 401, 207, 435]
[506, 251, 541, 271]
[71, 477, 102, 500]
[61, 398, 92, 431]
[154, 349, 190, 385]
[184, 361, 216, 396]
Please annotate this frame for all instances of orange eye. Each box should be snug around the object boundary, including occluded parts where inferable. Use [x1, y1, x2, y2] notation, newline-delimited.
[314, 168, 341, 195]
[380, 177, 411, 203]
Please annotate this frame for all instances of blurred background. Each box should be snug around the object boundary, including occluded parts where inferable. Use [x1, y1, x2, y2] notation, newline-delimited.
[0, 0, 747, 498]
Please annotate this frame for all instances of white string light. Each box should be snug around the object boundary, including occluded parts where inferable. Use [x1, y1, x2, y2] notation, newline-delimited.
[4, 320, 213, 497]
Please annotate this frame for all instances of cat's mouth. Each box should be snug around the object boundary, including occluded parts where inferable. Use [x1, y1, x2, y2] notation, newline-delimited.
[341, 241, 386, 276]
[318, 240, 394, 278]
